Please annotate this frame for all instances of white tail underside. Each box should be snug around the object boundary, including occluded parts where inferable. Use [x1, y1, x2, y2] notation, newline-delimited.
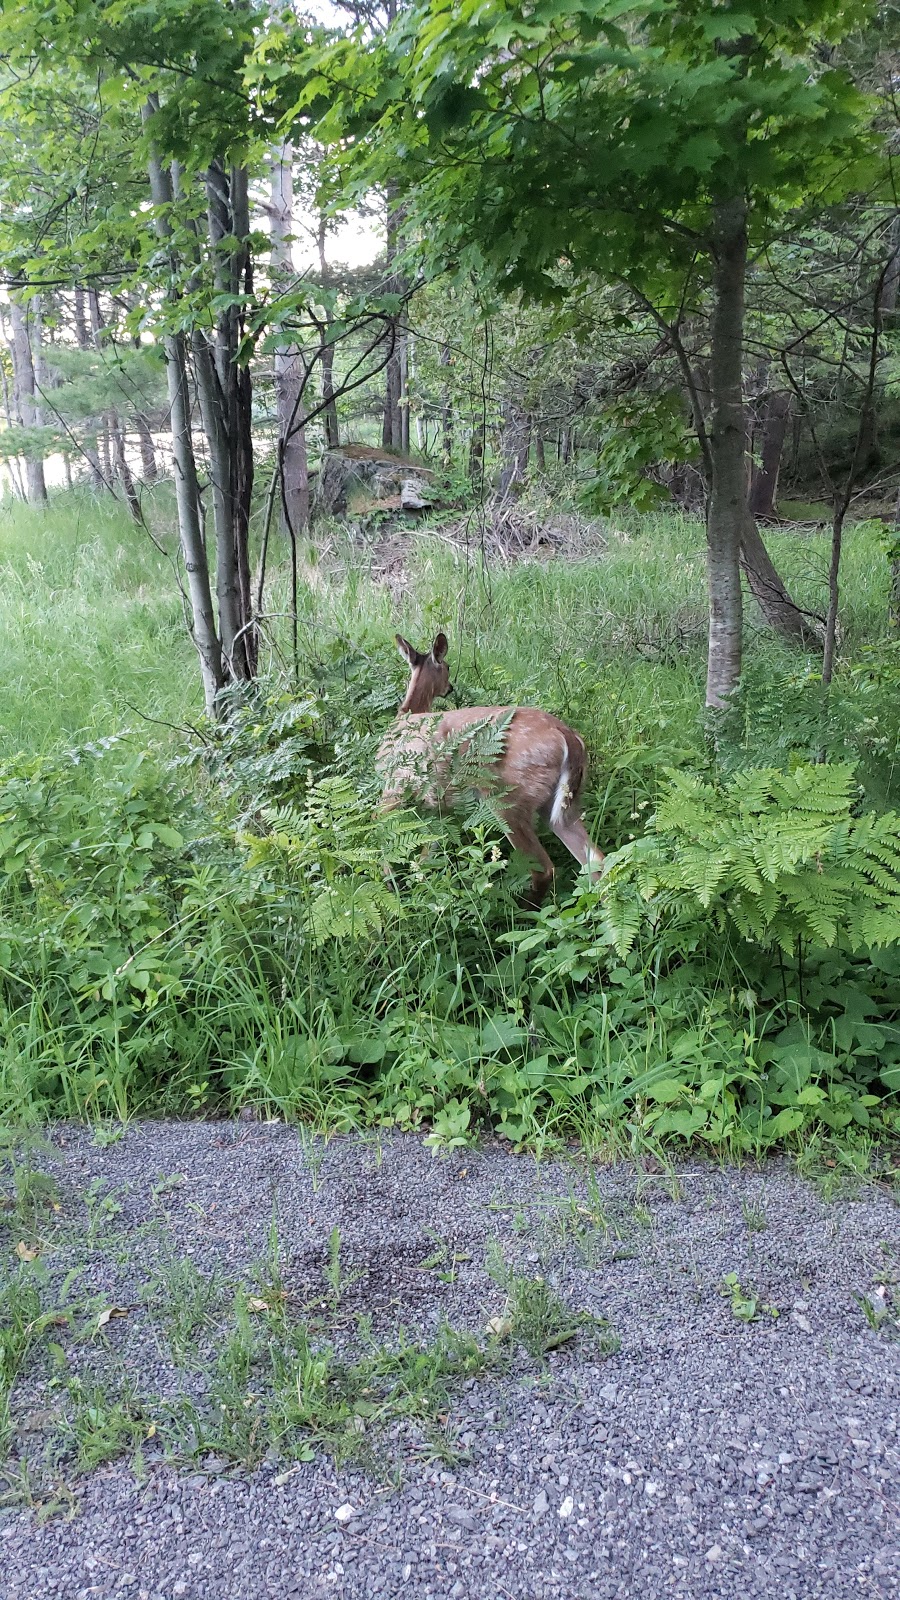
[549, 734, 570, 827]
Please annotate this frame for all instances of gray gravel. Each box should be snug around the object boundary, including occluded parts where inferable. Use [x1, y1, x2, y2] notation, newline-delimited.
[1, 1121, 898, 1599]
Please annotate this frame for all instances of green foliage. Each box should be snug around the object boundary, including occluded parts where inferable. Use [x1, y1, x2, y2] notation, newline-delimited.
[600, 762, 900, 956]
[1, 494, 899, 1155]
[581, 392, 698, 513]
[719, 1272, 779, 1325]
[308, 0, 880, 304]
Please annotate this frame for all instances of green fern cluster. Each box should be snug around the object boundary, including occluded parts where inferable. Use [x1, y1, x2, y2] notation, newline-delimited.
[600, 762, 900, 957]
[242, 775, 426, 948]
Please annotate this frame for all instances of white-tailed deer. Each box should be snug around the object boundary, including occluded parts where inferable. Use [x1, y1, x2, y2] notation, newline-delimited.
[378, 632, 604, 905]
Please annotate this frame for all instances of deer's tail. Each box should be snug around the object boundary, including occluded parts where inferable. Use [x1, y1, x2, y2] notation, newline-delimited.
[550, 728, 588, 826]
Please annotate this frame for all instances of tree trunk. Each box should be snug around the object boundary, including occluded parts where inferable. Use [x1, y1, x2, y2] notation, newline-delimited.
[268, 141, 309, 541]
[822, 505, 844, 687]
[72, 289, 104, 488]
[316, 213, 340, 450]
[705, 196, 747, 708]
[9, 298, 48, 504]
[74, 288, 90, 351]
[739, 519, 822, 646]
[198, 156, 256, 681]
[0, 332, 26, 499]
[143, 100, 225, 716]
[496, 401, 531, 500]
[136, 414, 158, 480]
[111, 417, 143, 524]
[440, 342, 453, 465]
[382, 188, 408, 452]
[748, 390, 791, 518]
[468, 420, 484, 489]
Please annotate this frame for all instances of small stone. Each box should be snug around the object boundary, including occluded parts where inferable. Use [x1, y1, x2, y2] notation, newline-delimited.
[706, 1545, 723, 1562]
[558, 1496, 574, 1519]
[533, 1490, 549, 1517]
[446, 1506, 478, 1532]
[334, 1504, 357, 1525]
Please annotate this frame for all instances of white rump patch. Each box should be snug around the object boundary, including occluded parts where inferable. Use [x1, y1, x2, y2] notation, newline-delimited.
[550, 736, 570, 826]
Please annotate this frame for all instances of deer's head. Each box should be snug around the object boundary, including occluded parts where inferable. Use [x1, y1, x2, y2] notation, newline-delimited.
[396, 632, 452, 713]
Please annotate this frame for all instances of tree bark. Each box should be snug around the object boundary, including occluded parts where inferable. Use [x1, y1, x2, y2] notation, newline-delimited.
[0, 327, 26, 499]
[496, 401, 531, 500]
[74, 288, 90, 351]
[440, 342, 453, 465]
[382, 187, 409, 452]
[739, 518, 821, 647]
[72, 289, 104, 488]
[111, 417, 143, 524]
[9, 297, 48, 503]
[748, 390, 791, 518]
[268, 141, 309, 541]
[136, 414, 158, 480]
[468, 420, 484, 489]
[316, 212, 340, 450]
[196, 156, 256, 681]
[143, 100, 225, 716]
[705, 196, 747, 708]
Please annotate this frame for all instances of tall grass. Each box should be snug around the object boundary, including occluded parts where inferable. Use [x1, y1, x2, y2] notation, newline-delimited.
[0, 488, 196, 757]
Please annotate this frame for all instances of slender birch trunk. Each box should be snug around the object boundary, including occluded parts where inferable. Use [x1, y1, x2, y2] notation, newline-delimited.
[705, 196, 747, 708]
[317, 213, 340, 450]
[440, 342, 453, 465]
[268, 141, 309, 539]
[9, 298, 48, 504]
[142, 99, 225, 715]
[382, 187, 409, 452]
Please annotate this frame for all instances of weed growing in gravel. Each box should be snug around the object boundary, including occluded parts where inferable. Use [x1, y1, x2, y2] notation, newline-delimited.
[61, 1373, 150, 1475]
[718, 1273, 780, 1324]
[142, 1256, 227, 1365]
[854, 1285, 899, 1340]
[0, 1268, 47, 1455]
[91, 1125, 126, 1150]
[741, 1200, 768, 1233]
[323, 1226, 364, 1312]
[156, 1284, 501, 1478]
[83, 1179, 123, 1247]
[486, 1241, 618, 1358]
[417, 1232, 471, 1285]
[0, 1129, 60, 1245]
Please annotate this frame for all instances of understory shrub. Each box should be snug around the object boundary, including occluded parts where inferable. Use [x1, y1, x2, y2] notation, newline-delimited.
[1, 715, 898, 1154]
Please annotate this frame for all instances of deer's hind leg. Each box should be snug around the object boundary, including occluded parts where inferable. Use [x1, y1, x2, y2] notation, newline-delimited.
[502, 809, 555, 908]
[546, 805, 605, 882]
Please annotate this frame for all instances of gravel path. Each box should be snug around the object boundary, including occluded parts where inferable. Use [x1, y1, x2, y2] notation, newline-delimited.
[1, 1122, 898, 1600]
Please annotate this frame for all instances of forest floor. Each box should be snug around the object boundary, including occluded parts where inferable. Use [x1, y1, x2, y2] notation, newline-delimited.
[0, 1124, 897, 1600]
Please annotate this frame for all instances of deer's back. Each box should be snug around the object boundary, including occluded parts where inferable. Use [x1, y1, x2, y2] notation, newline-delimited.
[379, 705, 584, 813]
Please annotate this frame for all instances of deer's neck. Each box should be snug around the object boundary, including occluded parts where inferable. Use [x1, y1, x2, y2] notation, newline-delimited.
[399, 677, 435, 715]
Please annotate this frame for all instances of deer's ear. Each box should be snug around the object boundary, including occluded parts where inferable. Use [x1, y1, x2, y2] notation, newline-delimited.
[395, 634, 419, 666]
[430, 632, 449, 664]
